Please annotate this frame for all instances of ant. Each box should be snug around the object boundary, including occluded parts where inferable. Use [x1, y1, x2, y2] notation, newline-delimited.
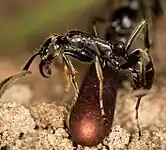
[0, 20, 154, 145]
[91, 0, 162, 44]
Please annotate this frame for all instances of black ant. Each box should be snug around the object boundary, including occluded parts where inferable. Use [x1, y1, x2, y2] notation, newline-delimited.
[0, 20, 154, 146]
[91, 0, 162, 44]
[30, 20, 154, 140]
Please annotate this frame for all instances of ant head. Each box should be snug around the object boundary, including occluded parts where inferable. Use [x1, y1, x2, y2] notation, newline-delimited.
[40, 35, 61, 61]
[39, 35, 62, 78]
[110, 7, 134, 36]
[23, 35, 61, 78]
[114, 41, 128, 59]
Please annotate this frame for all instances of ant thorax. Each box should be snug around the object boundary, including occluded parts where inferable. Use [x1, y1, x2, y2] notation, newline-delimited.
[69, 36, 85, 49]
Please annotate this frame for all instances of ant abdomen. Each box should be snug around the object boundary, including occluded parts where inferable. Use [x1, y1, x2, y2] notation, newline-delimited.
[69, 64, 119, 146]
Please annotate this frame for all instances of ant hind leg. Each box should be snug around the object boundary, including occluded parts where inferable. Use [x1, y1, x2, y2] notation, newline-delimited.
[63, 63, 71, 92]
[135, 96, 143, 138]
[95, 56, 107, 124]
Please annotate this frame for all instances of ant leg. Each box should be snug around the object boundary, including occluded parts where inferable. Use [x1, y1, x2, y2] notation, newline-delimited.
[125, 20, 149, 51]
[0, 70, 31, 98]
[62, 54, 79, 106]
[95, 56, 107, 124]
[135, 96, 142, 138]
[92, 21, 98, 37]
[63, 63, 71, 92]
[144, 20, 151, 52]
[92, 17, 105, 37]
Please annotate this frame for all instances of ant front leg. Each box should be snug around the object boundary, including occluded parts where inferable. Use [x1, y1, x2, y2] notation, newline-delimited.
[62, 54, 79, 107]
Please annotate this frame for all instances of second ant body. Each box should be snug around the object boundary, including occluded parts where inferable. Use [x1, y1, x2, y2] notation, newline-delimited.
[92, 0, 162, 45]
